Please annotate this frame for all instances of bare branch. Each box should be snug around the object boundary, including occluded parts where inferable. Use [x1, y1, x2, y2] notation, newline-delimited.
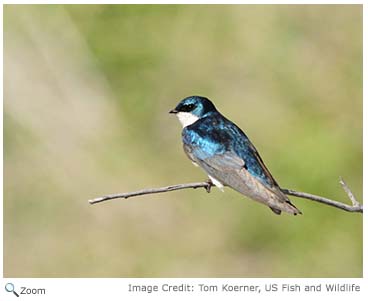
[88, 178, 362, 213]
[281, 179, 362, 213]
[88, 181, 213, 205]
[339, 177, 360, 207]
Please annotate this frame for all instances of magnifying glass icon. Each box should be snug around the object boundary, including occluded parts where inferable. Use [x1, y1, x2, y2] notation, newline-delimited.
[5, 283, 19, 297]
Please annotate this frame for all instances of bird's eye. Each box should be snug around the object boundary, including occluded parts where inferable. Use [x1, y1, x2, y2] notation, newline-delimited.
[182, 103, 195, 112]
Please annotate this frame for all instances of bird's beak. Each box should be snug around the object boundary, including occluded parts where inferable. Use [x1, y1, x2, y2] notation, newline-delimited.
[169, 109, 178, 114]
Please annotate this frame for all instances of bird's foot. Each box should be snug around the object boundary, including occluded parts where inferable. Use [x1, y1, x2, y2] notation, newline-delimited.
[204, 179, 214, 193]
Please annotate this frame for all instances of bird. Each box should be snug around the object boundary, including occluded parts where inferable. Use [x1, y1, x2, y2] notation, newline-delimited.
[169, 96, 301, 215]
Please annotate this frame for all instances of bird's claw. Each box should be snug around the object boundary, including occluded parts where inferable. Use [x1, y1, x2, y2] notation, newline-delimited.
[205, 179, 213, 193]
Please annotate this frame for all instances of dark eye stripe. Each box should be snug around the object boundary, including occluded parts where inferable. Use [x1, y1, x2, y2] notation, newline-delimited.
[181, 104, 195, 112]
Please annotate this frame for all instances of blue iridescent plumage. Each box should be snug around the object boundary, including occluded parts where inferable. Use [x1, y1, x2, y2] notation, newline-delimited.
[182, 113, 274, 187]
[170, 96, 301, 215]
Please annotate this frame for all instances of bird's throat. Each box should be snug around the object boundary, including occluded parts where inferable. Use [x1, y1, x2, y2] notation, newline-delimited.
[176, 112, 199, 128]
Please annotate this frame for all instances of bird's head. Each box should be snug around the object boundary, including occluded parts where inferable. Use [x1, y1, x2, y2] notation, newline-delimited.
[169, 96, 217, 128]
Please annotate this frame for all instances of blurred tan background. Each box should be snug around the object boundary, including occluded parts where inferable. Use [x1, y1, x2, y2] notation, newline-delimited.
[4, 5, 362, 277]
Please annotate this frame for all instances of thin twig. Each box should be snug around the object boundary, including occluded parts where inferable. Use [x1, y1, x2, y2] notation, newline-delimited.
[88, 181, 213, 205]
[281, 180, 362, 213]
[88, 178, 362, 213]
[339, 177, 360, 207]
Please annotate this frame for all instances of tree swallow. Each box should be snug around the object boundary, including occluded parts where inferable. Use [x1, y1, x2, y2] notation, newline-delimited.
[169, 96, 301, 215]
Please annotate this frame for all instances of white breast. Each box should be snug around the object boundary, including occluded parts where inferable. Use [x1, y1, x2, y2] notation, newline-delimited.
[176, 112, 199, 128]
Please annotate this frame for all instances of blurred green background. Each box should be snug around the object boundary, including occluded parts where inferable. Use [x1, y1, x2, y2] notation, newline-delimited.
[4, 5, 362, 277]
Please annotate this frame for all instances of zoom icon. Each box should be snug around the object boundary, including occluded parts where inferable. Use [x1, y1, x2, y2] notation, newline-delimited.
[5, 283, 19, 297]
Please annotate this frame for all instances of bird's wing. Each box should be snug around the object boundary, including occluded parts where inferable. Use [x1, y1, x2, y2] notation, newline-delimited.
[243, 141, 279, 187]
[183, 142, 243, 170]
[183, 116, 278, 188]
[186, 143, 285, 198]
[221, 118, 280, 188]
[183, 121, 277, 188]
[201, 151, 298, 212]
[199, 151, 245, 171]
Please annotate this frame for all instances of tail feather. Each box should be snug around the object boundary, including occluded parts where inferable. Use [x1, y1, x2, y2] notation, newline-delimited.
[286, 200, 302, 215]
